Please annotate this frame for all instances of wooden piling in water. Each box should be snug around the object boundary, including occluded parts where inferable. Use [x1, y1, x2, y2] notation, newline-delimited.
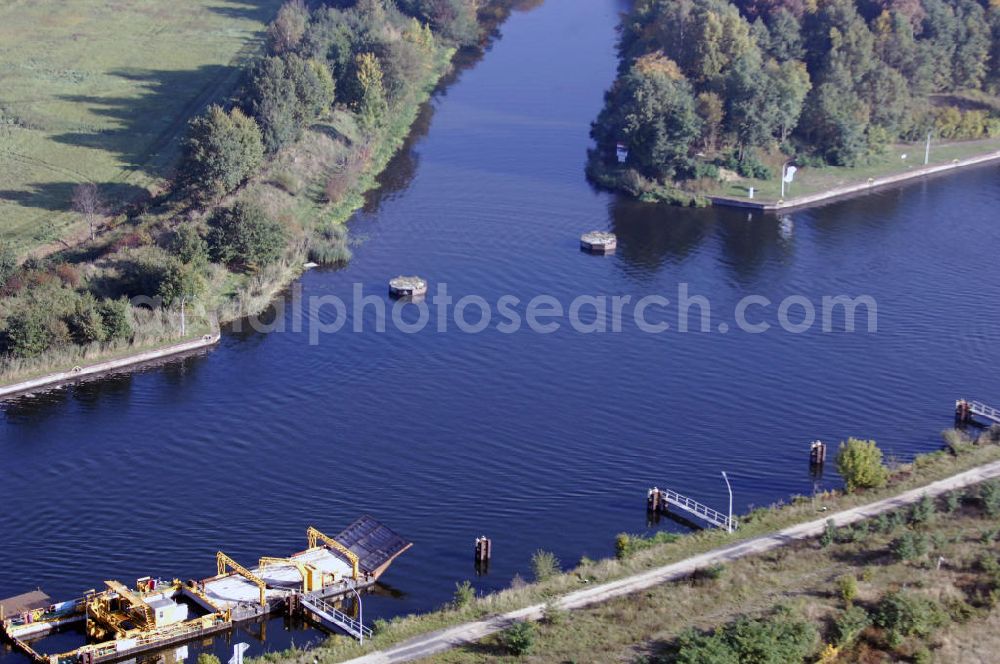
[955, 399, 972, 425]
[647, 487, 664, 513]
[474, 536, 491, 564]
[809, 441, 827, 466]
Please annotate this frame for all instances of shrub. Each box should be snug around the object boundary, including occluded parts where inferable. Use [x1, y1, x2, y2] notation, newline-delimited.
[0, 242, 17, 289]
[874, 513, 891, 534]
[452, 580, 474, 609]
[3, 307, 55, 358]
[371, 618, 390, 635]
[834, 605, 871, 646]
[530, 549, 560, 582]
[819, 519, 837, 548]
[247, 54, 335, 153]
[979, 481, 1000, 517]
[943, 428, 974, 455]
[675, 607, 818, 664]
[836, 438, 889, 493]
[945, 490, 963, 514]
[99, 298, 134, 341]
[499, 621, 535, 656]
[874, 591, 946, 647]
[891, 531, 929, 562]
[355, 52, 388, 133]
[68, 294, 108, 345]
[837, 575, 858, 605]
[616, 531, 680, 559]
[307, 226, 352, 266]
[180, 105, 264, 201]
[158, 261, 206, 308]
[208, 202, 286, 270]
[197, 654, 220, 664]
[399, 0, 480, 46]
[910, 494, 936, 526]
[267, 0, 309, 54]
[167, 225, 209, 266]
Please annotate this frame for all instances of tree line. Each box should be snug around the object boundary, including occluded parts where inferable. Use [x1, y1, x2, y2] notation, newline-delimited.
[0, 0, 485, 362]
[591, 0, 1000, 189]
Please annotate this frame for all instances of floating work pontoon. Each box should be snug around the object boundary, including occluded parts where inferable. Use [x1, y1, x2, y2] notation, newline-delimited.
[1, 517, 411, 664]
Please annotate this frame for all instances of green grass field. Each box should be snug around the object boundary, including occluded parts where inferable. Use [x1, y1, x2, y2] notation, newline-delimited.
[0, 0, 283, 255]
[707, 136, 1000, 203]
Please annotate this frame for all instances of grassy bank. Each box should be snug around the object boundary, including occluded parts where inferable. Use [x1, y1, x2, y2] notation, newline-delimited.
[589, 136, 1000, 207]
[0, 2, 475, 388]
[431, 475, 1000, 662]
[0, 0, 283, 254]
[708, 137, 1000, 204]
[0, 310, 214, 387]
[251, 432, 1000, 664]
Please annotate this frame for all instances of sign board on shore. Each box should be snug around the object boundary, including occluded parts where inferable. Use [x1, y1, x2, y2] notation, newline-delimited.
[616, 143, 628, 164]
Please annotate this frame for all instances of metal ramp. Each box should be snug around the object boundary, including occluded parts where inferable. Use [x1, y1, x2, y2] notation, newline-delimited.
[970, 400, 1000, 425]
[334, 515, 413, 579]
[299, 595, 371, 641]
[648, 487, 737, 531]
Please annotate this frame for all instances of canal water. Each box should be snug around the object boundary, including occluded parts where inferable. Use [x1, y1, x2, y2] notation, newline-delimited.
[3, 0, 1000, 661]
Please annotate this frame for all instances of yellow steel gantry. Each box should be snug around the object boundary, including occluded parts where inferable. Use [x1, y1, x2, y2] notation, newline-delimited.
[257, 557, 330, 592]
[306, 526, 360, 580]
[216, 552, 267, 606]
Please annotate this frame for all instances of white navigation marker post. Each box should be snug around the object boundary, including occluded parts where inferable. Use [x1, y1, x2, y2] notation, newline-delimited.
[924, 132, 932, 165]
[781, 163, 797, 199]
[721, 471, 734, 534]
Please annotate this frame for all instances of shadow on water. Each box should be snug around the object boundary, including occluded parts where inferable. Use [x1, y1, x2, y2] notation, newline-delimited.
[0, 352, 212, 423]
[0, 374, 133, 423]
[609, 196, 715, 277]
[714, 212, 797, 283]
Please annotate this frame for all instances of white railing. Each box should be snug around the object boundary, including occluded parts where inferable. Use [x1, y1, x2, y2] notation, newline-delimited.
[300, 596, 372, 640]
[970, 401, 1000, 423]
[652, 488, 738, 531]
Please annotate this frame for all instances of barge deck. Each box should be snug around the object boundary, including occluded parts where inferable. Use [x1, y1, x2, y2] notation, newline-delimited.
[1, 516, 411, 664]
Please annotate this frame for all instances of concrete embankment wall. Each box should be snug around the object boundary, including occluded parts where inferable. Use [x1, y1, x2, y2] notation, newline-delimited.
[0, 333, 221, 400]
[712, 150, 1000, 212]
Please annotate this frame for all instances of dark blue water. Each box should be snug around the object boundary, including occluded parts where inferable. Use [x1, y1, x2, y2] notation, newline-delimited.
[3, 0, 1000, 661]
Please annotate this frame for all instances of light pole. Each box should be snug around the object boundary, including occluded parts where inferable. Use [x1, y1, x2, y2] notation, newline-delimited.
[350, 586, 364, 645]
[721, 471, 733, 533]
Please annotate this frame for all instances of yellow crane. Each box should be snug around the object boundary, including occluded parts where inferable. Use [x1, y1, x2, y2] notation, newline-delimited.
[216, 552, 267, 606]
[307, 526, 360, 580]
[257, 557, 331, 592]
[104, 580, 155, 627]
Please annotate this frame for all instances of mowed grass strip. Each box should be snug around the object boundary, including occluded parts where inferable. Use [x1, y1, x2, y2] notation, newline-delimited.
[0, 0, 283, 254]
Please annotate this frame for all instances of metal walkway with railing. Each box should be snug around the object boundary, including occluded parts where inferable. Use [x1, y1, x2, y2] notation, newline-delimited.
[648, 487, 738, 531]
[969, 400, 1000, 425]
[299, 595, 372, 641]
